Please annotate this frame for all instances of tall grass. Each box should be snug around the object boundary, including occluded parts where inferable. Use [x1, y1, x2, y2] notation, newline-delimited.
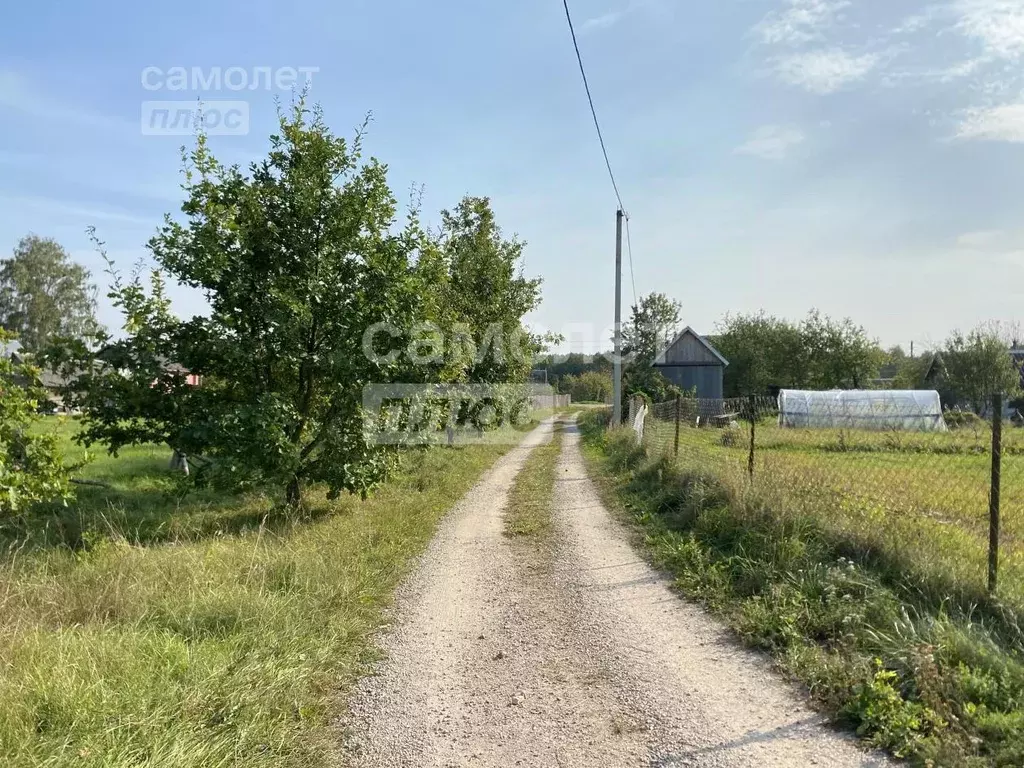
[580, 410, 1024, 766]
[642, 417, 1024, 624]
[0, 420, 515, 767]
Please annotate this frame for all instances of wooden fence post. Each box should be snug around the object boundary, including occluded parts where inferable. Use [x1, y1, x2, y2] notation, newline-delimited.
[674, 395, 681, 457]
[990, 392, 1003, 594]
[748, 395, 756, 479]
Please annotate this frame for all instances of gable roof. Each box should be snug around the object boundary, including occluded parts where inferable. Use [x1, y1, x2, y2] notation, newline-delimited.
[654, 326, 729, 367]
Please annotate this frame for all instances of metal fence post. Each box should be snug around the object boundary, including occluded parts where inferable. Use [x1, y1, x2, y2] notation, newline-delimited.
[748, 395, 756, 479]
[989, 392, 1003, 594]
[674, 395, 681, 457]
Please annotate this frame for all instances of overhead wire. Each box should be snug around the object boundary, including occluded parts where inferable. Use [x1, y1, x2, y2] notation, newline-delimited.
[561, 0, 637, 306]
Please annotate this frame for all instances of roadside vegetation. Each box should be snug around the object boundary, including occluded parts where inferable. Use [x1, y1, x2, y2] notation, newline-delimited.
[0, 96, 550, 766]
[579, 409, 1024, 767]
[641, 416, 1024, 606]
[0, 419, 518, 767]
[503, 420, 564, 539]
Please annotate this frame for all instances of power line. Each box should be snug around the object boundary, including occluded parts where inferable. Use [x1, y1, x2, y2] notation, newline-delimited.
[561, 0, 638, 306]
[561, 0, 625, 212]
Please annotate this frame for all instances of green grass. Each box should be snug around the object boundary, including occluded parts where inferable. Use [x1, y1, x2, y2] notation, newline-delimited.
[503, 421, 564, 539]
[580, 410, 1024, 766]
[0, 418, 519, 767]
[642, 416, 1024, 617]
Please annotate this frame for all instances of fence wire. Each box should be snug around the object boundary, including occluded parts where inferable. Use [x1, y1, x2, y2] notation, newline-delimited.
[631, 393, 1022, 598]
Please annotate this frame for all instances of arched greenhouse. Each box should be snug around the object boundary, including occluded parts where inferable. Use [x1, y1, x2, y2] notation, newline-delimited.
[778, 389, 947, 432]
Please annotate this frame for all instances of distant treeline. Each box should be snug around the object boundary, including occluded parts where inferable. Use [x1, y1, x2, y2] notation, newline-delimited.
[536, 299, 1022, 412]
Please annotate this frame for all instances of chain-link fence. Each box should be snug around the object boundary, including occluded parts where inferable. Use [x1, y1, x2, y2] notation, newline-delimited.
[632, 392, 1023, 600]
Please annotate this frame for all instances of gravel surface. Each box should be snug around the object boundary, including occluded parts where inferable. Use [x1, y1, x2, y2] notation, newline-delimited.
[338, 418, 891, 767]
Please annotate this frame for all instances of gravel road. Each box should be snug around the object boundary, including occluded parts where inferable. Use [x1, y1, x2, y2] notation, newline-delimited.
[339, 418, 891, 767]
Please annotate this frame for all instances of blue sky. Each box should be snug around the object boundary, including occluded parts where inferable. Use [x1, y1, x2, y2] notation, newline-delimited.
[2, 0, 1024, 353]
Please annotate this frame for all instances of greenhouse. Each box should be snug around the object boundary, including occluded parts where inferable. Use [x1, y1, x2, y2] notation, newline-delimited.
[778, 389, 948, 432]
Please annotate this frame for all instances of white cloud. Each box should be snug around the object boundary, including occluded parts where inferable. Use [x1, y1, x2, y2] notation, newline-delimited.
[734, 125, 806, 160]
[583, 10, 625, 30]
[954, 229, 1024, 268]
[756, 0, 850, 46]
[957, 229, 1005, 248]
[774, 49, 881, 93]
[956, 0, 1024, 61]
[957, 103, 1024, 141]
[892, 5, 949, 35]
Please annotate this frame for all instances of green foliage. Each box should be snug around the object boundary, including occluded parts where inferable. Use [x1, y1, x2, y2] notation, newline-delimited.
[620, 292, 682, 407]
[46, 102, 546, 508]
[578, 411, 1024, 765]
[434, 196, 544, 384]
[892, 353, 937, 390]
[0, 330, 71, 516]
[622, 292, 681, 363]
[0, 418, 517, 767]
[941, 324, 1022, 412]
[0, 235, 100, 353]
[711, 311, 806, 396]
[622, 363, 680, 406]
[561, 370, 612, 403]
[712, 310, 884, 396]
[540, 352, 610, 393]
[843, 661, 945, 757]
[51, 103, 431, 506]
[944, 409, 987, 430]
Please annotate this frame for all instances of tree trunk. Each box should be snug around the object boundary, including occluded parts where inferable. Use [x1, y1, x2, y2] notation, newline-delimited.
[286, 476, 302, 507]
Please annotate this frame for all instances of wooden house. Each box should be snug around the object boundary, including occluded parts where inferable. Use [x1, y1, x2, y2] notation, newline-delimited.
[652, 327, 729, 400]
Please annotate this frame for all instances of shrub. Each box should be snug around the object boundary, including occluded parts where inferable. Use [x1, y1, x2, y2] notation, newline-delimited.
[0, 330, 71, 516]
[944, 409, 986, 430]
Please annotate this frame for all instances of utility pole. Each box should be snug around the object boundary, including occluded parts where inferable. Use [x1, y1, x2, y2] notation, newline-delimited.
[612, 209, 624, 426]
[911, 341, 914, 358]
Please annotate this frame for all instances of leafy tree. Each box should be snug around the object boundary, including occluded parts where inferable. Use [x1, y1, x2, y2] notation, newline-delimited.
[620, 292, 682, 406]
[0, 330, 70, 516]
[51, 103, 431, 507]
[941, 325, 1022, 412]
[435, 196, 544, 384]
[622, 292, 681, 363]
[537, 352, 612, 393]
[0, 235, 100, 353]
[713, 310, 883, 396]
[801, 310, 884, 390]
[713, 312, 807, 396]
[892, 353, 936, 390]
[561, 370, 612, 403]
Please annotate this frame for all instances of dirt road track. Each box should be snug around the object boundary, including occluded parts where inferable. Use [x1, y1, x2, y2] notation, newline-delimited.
[340, 418, 890, 767]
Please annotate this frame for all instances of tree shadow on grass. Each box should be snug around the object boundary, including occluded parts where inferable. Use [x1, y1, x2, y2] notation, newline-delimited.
[0, 464, 339, 555]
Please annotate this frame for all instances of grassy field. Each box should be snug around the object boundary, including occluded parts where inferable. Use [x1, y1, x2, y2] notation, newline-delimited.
[642, 415, 1024, 614]
[580, 410, 1024, 766]
[0, 417, 520, 767]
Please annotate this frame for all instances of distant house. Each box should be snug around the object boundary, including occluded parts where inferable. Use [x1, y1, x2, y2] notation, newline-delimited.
[161, 360, 203, 388]
[652, 327, 729, 400]
[6, 350, 202, 412]
[6, 352, 79, 411]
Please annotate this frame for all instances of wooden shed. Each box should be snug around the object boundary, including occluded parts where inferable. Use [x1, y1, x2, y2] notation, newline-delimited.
[652, 327, 729, 400]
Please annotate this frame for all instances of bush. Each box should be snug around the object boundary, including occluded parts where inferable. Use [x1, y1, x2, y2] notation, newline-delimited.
[944, 409, 986, 430]
[0, 331, 71, 516]
[560, 371, 612, 404]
